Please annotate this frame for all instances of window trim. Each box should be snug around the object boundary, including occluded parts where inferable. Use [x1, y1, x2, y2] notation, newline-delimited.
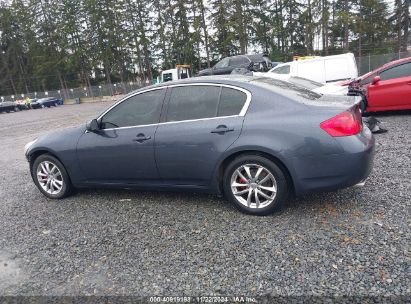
[379, 62, 411, 81]
[97, 87, 166, 130]
[96, 83, 251, 131]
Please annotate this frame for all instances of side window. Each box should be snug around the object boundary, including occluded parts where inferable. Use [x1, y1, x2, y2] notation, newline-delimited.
[217, 88, 247, 116]
[380, 63, 411, 81]
[270, 65, 290, 74]
[166, 86, 220, 122]
[214, 58, 229, 69]
[100, 89, 164, 129]
[229, 56, 249, 67]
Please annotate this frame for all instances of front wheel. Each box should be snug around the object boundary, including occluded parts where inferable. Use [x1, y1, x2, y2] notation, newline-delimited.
[31, 154, 72, 199]
[223, 155, 289, 215]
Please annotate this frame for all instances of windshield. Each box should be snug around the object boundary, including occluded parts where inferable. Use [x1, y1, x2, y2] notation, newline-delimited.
[288, 77, 322, 89]
[269, 64, 290, 74]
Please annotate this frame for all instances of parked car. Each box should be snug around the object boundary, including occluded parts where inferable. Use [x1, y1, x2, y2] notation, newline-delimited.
[0, 101, 27, 113]
[31, 97, 63, 109]
[265, 53, 358, 84]
[349, 57, 411, 112]
[198, 54, 272, 76]
[25, 76, 374, 216]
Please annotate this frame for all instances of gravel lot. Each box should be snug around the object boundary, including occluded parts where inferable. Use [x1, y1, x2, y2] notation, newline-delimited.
[0, 103, 410, 301]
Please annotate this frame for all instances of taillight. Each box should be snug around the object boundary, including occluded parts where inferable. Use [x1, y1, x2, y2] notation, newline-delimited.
[320, 106, 362, 137]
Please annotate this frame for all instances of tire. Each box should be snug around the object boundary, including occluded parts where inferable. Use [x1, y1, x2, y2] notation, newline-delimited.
[360, 99, 367, 114]
[31, 154, 72, 199]
[41, 104, 45, 108]
[223, 155, 289, 215]
[14, 106, 20, 112]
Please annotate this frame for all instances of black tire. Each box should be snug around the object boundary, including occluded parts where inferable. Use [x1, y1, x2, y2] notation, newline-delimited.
[31, 154, 72, 199]
[223, 154, 289, 215]
[14, 106, 20, 112]
[360, 99, 367, 114]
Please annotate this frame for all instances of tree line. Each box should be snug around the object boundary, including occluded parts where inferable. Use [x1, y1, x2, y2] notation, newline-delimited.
[0, 0, 409, 97]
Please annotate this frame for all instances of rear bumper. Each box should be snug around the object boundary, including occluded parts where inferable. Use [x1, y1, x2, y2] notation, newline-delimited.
[291, 127, 375, 195]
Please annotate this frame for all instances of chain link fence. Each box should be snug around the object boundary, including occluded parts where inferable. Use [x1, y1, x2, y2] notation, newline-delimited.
[356, 50, 411, 75]
[0, 82, 145, 103]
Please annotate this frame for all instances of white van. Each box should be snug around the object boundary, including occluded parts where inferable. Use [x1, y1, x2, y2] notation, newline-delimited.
[262, 53, 358, 84]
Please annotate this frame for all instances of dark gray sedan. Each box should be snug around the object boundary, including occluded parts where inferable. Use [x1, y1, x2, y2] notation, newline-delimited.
[25, 76, 375, 215]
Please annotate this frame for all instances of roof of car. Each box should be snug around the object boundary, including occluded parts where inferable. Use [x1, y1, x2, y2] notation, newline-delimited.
[146, 75, 254, 89]
[375, 56, 411, 72]
[131, 75, 328, 104]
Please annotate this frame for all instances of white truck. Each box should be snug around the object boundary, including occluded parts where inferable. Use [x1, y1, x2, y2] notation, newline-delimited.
[259, 53, 358, 84]
[161, 65, 191, 83]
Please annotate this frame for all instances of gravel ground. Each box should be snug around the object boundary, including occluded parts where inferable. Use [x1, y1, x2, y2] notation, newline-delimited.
[0, 103, 410, 301]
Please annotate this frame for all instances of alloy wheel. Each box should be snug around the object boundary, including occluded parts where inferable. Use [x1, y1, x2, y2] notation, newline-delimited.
[230, 164, 277, 209]
[36, 161, 64, 195]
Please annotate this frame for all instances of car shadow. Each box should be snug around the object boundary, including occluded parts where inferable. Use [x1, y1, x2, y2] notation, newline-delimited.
[71, 186, 360, 217]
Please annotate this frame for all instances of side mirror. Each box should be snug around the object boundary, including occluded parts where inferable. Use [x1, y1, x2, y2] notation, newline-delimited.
[86, 119, 100, 132]
[372, 76, 381, 85]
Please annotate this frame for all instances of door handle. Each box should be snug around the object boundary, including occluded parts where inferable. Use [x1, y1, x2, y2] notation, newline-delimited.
[133, 133, 151, 143]
[211, 125, 234, 134]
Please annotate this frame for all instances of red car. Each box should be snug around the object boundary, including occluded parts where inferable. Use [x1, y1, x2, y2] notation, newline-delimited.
[350, 57, 411, 112]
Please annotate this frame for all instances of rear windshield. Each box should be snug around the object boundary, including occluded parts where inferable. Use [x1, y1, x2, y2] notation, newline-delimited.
[251, 77, 322, 100]
[288, 77, 322, 89]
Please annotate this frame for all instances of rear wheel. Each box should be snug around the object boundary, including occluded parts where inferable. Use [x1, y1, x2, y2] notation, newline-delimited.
[223, 155, 289, 215]
[31, 154, 72, 199]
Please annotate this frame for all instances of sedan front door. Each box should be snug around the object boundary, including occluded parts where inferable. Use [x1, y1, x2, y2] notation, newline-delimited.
[76, 88, 166, 184]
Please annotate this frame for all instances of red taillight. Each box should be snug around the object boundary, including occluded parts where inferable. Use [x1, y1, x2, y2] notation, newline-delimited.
[320, 107, 362, 137]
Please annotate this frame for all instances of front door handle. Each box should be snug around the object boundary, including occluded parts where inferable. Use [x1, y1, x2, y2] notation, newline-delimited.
[133, 133, 151, 143]
[211, 125, 234, 134]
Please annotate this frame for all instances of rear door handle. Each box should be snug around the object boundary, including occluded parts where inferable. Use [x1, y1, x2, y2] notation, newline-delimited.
[211, 125, 234, 134]
[133, 133, 151, 143]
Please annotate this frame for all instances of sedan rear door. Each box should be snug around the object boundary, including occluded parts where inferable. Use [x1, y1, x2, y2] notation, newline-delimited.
[154, 84, 250, 186]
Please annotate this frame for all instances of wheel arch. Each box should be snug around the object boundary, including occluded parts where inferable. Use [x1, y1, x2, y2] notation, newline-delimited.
[29, 149, 65, 172]
[215, 149, 295, 196]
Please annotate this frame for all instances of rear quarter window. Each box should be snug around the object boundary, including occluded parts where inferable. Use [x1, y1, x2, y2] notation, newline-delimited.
[217, 88, 247, 116]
